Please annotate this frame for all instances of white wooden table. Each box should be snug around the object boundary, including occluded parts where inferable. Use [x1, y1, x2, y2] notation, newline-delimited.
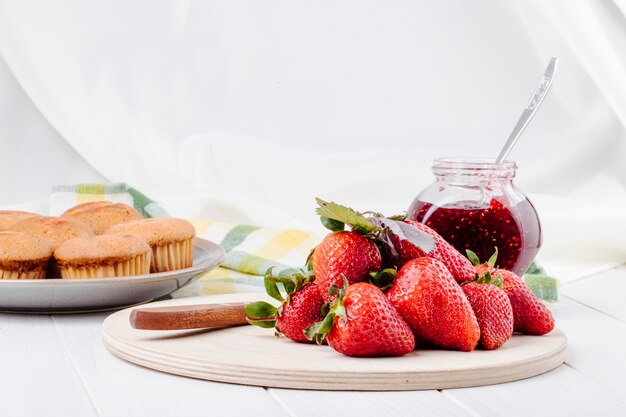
[3, 265, 626, 417]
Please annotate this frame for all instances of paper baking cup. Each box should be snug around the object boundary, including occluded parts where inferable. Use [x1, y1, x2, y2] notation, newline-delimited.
[60, 252, 151, 279]
[151, 238, 194, 272]
[0, 268, 46, 280]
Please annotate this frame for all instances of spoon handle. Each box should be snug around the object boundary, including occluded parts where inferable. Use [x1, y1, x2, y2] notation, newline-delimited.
[495, 57, 558, 164]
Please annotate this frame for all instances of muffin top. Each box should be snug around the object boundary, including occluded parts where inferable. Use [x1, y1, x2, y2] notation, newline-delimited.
[11, 216, 94, 250]
[62, 201, 143, 234]
[105, 218, 196, 246]
[62, 201, 117, 216]
[0, 210, 41, 231]
[0, 231, 53, 270]
[54, 235, 151, 267]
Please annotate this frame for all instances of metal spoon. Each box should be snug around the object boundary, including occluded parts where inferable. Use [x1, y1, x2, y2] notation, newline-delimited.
[495, 57, 558, 164]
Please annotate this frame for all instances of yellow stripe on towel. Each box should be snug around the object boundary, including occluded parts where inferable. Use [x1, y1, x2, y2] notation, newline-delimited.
[190, 219, 215, 236]
[75, 184, 106, 205]
[254, 229, 311, 260]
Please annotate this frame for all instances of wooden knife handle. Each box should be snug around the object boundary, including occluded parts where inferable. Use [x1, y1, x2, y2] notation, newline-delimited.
[130, 302, 249, 330]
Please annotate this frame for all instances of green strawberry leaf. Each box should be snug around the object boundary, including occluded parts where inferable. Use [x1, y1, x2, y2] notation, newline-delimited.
[318, 312, 336, 334]
[328, 283, 341, 298]
[304, 312, 336, 345]
[474, 270, 504, 288]
[263, 268, 284, 302]
[466, 250, 481, 266]
[305, 247, 316, 272]
[466, 248, 499, 268]
[334, 304, 347, 321]
[321, 302, 330, 316]
[492, 273, 503, 288]
[328, 275, 349, 299]
[320, 216, 345, 232]
[244, 301, 277, 319]
[277, 276, 296, 296]
[305, 276, 350, 344]
[487, 247, 499, 268]
[247, 318, 277, 328]
[315, 198, 379, 234]
[263, 268, 314, 303]
[303, 320, 323, 341]
[369, 268, 397, 292]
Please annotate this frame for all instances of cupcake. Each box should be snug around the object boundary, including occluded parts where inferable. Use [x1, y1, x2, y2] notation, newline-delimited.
[11, 216, 96, 278]
[0, 210, 41, 231]
[105, 218, 196, 272]
[0, 231, 53, 279]
[62, 201, 143, 234]
[62, 201, 114, 216]
[11, 216, 94, 250]
[54, 235, 151, 279]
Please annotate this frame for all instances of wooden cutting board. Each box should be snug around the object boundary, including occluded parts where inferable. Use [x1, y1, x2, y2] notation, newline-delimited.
[102, 293, 567, 391]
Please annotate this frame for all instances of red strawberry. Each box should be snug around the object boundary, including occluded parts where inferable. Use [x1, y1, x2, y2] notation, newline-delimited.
[462, 280, 514, 350]
[306, 282, 415, 357]
[246, 269, 326, 343]
[275, 283, 326, 342]
[312, 231, 382, 302]
[475, 264, 554, 335]
[391, 220, 475, 283]
[386, 257, 480, 351]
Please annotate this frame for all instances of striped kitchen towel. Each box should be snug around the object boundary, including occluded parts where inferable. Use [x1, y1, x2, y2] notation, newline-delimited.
[51, 183, 168, 218]
[50, 183, 317, 297]
[176, 221, 318, 297]
[50, 183, 557, 301]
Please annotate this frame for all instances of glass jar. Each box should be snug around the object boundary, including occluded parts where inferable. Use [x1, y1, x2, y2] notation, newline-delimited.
[407, 157, 541, 276]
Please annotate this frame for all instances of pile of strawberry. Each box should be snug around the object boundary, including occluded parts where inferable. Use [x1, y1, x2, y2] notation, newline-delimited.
[246, 199, 555, 357]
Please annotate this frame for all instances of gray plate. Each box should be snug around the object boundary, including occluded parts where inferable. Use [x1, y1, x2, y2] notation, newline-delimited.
[0, 238, 225, 314]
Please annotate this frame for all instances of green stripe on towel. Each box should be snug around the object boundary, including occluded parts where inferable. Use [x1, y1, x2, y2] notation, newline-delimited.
[222, 250, 294, 276]
[219, 225, 262, 252]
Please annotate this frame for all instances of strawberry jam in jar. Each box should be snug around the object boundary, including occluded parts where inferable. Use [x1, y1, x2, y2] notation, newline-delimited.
[408, 158, 541, 275]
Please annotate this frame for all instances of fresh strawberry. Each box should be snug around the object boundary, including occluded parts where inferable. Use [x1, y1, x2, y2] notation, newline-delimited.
[246, 268, 326, 343]
[476, 264, 554, 335]
[311, 198, 438, 299]
[312, 231, 382, 302]
[305, 281, 415, 357]
[391, 220, 475, 283]
[469, 249, 555, 336]
[386, 257, 480, 351]
[275, 284, 326, 342]
[461, 277, 514, 350]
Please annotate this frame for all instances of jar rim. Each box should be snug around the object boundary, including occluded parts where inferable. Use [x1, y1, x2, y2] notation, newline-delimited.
[433, 157, 517, 171]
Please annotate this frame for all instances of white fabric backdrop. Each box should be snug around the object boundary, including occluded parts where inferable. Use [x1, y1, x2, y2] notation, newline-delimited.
[0, 0, 624, 280]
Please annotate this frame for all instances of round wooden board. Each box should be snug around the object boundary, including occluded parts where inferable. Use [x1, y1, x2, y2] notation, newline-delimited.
[102, 293, 567, 391]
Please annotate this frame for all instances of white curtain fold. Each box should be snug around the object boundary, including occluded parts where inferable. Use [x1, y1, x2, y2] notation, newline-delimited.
[0, 0, 624, 277]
